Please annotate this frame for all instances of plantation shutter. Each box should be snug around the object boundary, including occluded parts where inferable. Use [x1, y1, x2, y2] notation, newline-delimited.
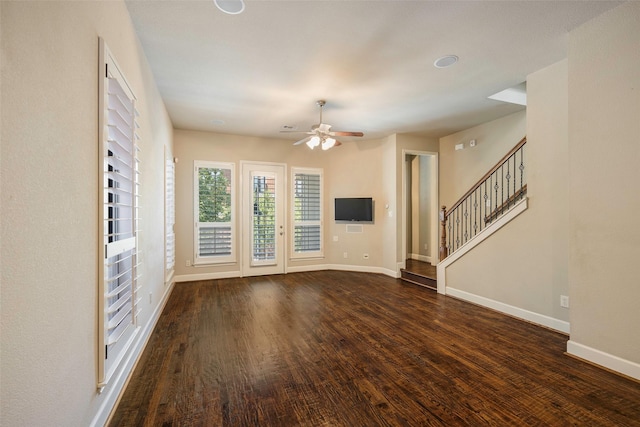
[292, 169, 323, 257]
[165, 154, 175, 274]
[194, 161, 235, 264]
[98, 39, 141, 388]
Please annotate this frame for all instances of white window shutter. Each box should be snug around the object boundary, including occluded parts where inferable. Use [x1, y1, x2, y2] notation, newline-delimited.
[98, 39, 141, 389]
[292, 168, 323, 258]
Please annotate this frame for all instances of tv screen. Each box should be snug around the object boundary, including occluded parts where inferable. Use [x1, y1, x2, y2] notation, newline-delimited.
[334, 197, 374, 222]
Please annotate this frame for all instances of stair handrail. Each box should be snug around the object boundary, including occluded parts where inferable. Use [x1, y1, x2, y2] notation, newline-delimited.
[439, 136, 527, 261]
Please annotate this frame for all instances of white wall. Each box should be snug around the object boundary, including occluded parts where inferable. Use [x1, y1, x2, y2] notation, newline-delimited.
[438, 97, 572, 329]
[567, 1, 640, 374]
[0, 2, 173, 425]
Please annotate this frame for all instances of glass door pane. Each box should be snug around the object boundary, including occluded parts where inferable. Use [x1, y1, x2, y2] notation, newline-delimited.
[252, 172, 277, 265]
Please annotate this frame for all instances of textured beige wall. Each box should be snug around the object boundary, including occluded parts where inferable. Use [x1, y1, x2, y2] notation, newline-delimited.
[568, 2, 640, 364]
[440, 76, 570, 323]
[439, 111, 526, 209]
[173, 129, 393, 277]
[0, 1, 172, 425]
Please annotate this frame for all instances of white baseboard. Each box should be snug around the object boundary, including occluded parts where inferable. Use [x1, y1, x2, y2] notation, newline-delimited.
[174, 265, 399, 282]
[90, 280, 176, 427]
[409, 253, 432, 264]
[567, 340, 640, 381]
[286, 263, 331, 274]
[174, 270, 241, 282]
[446, 287, 570, 334]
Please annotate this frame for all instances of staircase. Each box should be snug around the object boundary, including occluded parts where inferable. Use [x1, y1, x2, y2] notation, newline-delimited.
[402, 137, 528, 293]
[400, 259, 437, 290]
[439, 137, 527, 261]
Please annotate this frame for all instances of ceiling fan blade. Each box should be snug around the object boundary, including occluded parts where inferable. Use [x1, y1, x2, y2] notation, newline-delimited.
[331, 131, 364, 137]
[293, 136, 312, 146]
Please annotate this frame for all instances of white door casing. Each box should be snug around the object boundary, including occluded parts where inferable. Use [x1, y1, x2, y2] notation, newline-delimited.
[241, 162, 286, 276]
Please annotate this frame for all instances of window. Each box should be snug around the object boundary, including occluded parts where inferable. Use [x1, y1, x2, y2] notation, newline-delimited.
[165, 151, 175, 276]
[194, 161, 235, 264]
[292, 168, 323, 258]
[98, 39, 140, 388]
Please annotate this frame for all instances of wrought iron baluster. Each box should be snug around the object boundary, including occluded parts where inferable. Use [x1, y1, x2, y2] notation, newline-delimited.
[506, 155, 511, 209]
[463, 199, 468, 244]
[474, 189, 478, 237]
[491, 171, 500, 217]
[501, 165, 504, 215]
[519, 146, 525, 200]
[456, 208, 460, 250]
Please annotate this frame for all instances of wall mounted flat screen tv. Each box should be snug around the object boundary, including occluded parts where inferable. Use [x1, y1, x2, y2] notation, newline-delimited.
[334, 197, 374, 223]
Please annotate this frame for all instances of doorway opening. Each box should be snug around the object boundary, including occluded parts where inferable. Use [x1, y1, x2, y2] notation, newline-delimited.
[401, 150, 438, 288]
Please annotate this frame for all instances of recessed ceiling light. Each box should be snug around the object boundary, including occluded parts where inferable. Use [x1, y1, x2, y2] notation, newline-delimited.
[214, 0, 245, 15]
[211, 119, 225, 125]
[434, 55, 459, 68]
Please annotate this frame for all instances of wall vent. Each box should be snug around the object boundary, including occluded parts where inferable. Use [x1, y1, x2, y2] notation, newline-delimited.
[346, 224, 363, 233]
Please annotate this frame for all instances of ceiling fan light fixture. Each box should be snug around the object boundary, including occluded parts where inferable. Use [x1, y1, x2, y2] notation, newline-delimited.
[306, 136, 321, 149]
[322, 137, 336, 151]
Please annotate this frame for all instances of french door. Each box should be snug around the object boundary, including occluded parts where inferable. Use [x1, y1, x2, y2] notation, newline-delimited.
[241, 162, 286, 276]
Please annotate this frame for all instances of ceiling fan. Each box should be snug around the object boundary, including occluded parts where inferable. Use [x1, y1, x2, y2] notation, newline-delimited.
[282, 100, 364, 150]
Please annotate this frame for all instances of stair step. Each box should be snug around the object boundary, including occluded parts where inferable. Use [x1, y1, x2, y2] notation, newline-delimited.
[400, 269, 437, 291]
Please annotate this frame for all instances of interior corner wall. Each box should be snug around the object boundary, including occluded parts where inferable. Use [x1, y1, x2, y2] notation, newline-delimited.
[567, 1, 640, 369]
[0, 1, 173, 425]
[419, 155, 432, 258]
[439, 111, 526, 210]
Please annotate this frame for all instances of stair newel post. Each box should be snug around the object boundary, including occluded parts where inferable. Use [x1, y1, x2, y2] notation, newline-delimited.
[439, 205, 448, 261]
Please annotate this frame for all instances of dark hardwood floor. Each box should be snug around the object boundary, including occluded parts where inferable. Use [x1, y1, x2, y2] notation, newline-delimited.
[109, 271, 640, 426]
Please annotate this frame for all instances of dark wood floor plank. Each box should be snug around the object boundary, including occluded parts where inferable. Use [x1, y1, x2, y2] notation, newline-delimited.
[109, 271, 640, 426]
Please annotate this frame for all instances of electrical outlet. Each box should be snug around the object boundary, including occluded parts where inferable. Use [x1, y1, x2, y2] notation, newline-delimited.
[343, 252, 348, 259]
[186, 259, 191, 267]
[560, 295, 569, 308]
[363, 253, 369, 259]
[333, 235, 338, 242]
[149, 292, 153, 304]
[424, 244, 428, 250]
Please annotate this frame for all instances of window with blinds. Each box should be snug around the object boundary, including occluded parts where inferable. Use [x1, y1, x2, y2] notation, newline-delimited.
[194, 161, 235, 264]
[165, 153, 175, 276]
[98, 39, 141, 389]
[292, 168, 323, 258]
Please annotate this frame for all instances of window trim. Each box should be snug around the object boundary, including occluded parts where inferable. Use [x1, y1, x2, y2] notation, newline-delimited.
[98, 38, 141, 389]
[291, 167, 324, 259]
[193, 160, 236, 265]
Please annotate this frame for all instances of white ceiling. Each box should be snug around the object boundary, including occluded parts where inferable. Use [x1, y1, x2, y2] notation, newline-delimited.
[125, 0, 620, 141]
